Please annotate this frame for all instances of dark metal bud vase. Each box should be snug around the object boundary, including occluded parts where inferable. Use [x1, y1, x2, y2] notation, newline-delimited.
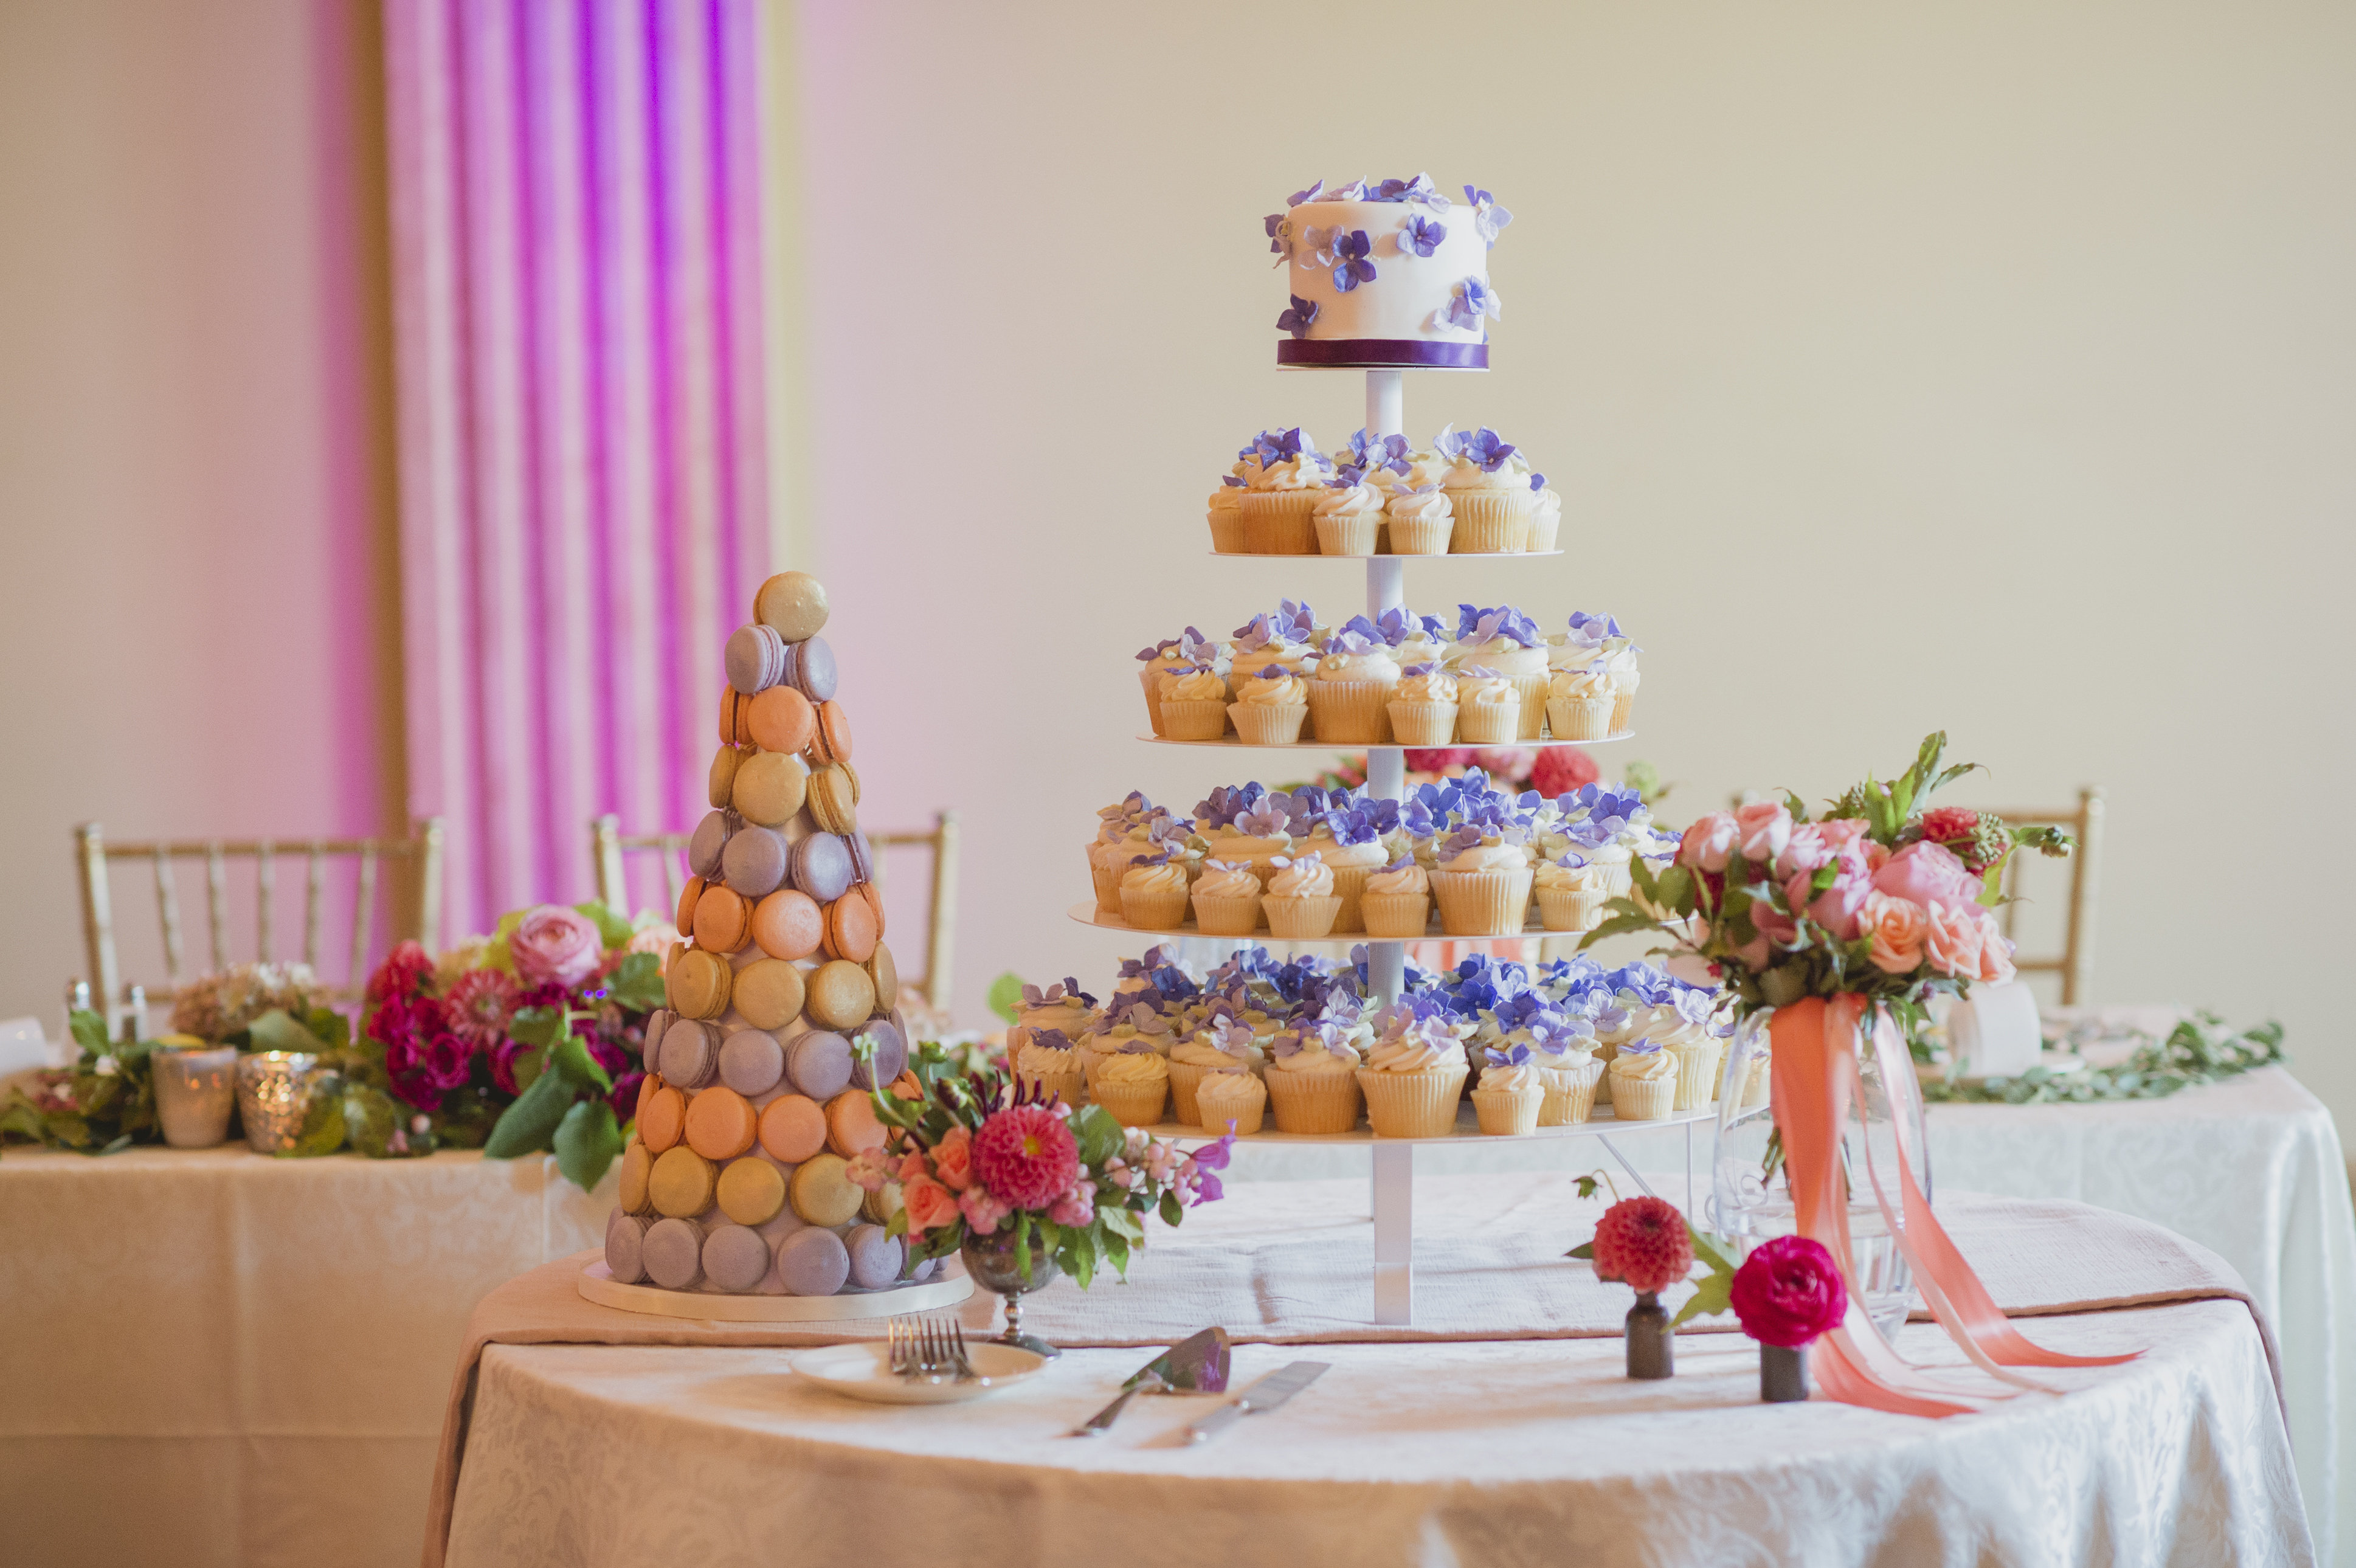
[961, 1228, 1062, 1360]
[1625, 1291, 1673, 1380]
[1760, 1343, 1809, 1402]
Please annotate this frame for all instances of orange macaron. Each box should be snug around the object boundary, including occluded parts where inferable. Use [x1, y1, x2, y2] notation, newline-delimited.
[821, 890, 879, 964]
[692, 884, 753, 954]
[751, 888, 824, 961]
[675, 876, 705, 939]
[747, 685, 815, 755]
[638, 1084, 686, 1153]
[824, 1090, 886, 1159]
[683, 1085, 759, 1161]
[757, 1093, 828, 1164]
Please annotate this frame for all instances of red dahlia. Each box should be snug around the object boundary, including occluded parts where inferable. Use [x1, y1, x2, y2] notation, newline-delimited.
[1591, 1195, 1694, 1295]
[969, 1105, 1080, 1211]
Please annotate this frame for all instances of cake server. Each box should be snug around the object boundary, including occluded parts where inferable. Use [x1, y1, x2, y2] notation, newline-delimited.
[1070, 1327, 1232, 1435]
[1184, 1360, 1329, 1444]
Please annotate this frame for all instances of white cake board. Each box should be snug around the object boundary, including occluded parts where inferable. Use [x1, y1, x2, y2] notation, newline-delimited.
[578, 1262, 974, 1322]
[1137, 731, 1632, 751]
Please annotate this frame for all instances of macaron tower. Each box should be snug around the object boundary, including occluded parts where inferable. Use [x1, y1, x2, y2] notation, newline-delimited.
[603, 570, 933, 1300]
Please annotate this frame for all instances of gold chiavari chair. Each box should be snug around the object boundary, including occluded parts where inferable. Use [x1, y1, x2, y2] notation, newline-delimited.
[591, 810, 959, 1017]
[74, 818, 446, 1017]
[1990, 787, 2104, 1006]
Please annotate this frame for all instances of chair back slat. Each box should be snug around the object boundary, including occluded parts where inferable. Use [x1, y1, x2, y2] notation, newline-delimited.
[302, 843, 326, 972]
[1989, 788, 2103, 1006]
[255, 841, 275, 963]
[77, 824, 121, 1012]
[153, 848, 184, 986]
[206, 843, 229, 973]
[350, 847, 380, 988]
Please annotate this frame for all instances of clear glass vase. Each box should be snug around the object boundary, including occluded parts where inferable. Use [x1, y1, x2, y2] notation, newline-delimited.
[1709, 1007, 1925, 1339]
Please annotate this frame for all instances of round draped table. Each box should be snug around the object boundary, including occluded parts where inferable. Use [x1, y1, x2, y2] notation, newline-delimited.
[444, 1297, 2307, 1568]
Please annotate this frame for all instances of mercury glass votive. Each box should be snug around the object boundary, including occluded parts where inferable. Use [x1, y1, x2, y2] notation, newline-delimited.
[235, 1051, 320, 1153]
[153, 1045, 239, 1148]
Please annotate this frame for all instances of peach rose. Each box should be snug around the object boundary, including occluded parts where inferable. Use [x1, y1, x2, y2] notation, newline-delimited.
[1859, 891, 1929, 974]
[1923, 899, 2014, 982]
[1679, 812, 1737, 872]
[930, 1124, 975, 1192]
[900, 1174, 959, 1237]
[1735, 802, 1791, 866]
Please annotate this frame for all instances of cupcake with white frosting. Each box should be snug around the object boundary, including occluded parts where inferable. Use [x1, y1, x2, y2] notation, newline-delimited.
[1471, 1042, 1545, 1136]
[1156, 663, 1231, 742]
[1434, 425, 1533, 553]
[1263, 1020, 1364, 1135]
[1534, 851, 1612, 933]
[1431, 826, 1535, 937]
[1305, 616, 1401, 744]
[1546, 660, 1615, 741]
[1387, 663, 1459, 746]
[1448, 605, 1550, 737]
[1358, 855, 1432, 938]
[1383, 482, 1454, 555]
[1013, 1026, 1086, 1108]
[1606, 1038, 1677, 1121]
[1168, 1014, 1260, 1128]
[1091, 1041, 1171, 1127]
[1262, 851, 1342, 940]
[1526, 472, 1563, 553]
[1240, 429, 1331, 555]
[1356, 1001, 1471, 1138]
[1313, 472, 1387, 556]
[1226, 665, 1310, 746]
[1454, 666, 1521, 744]
[1189, 857, 1263, 938]
[1193, 1064, 1267, 1136]
[1118, 851, 1192, 931]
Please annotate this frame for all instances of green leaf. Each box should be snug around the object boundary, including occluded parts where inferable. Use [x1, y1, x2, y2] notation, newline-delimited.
[483, 1067, 575, 1158]
[1159, 1189, 1183, 1228]
[1104, 1227, 1130, 1279]
[551, 1032, 613, 1093]
[985, 972, 1028, 1027]
[68, 1009, 110, 1056]
[283, 1086, 348, 1158]
[303, 1006, 351, 1051]
[246, 1008, 329, 1056]
[553, 1097, 624, 1192]
[572, 900, 635, 950]
[1099, 1204, 1145, 1242]
[1671, 1271, 1733, 1328]
[1576, 911, 1663, 950]
[604, 951, 666, 1013]
[1651, 865, 1694, 916]
[1070, 1105, 1125, 1169]
[341, 1083, 404, 1158]
[508, 1006, 565, 1050]
[1565, 1240, 1595, 1260]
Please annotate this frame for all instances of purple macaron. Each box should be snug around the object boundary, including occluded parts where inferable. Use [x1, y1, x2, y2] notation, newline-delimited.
[787, 1031, 854, 1100]
[786, 635, 837, 702]
[658, 1018, 721, 1090]
[702, 1224, 773, 1293]
[717, 1029, 786, 1096]
[848, 1018, 905, 1091]
[789, 832, 854, 904]
[844, 1224, 905, 1290]
[606, 1211, 651, 1285]
[725, 623, 789, 696]
[641, 1217, 705, 1290]
[776, 1226, 850, 1296]
[687, 810, 738, 880]
[721, 824, 789, 898]
[845, 829, 875, 886]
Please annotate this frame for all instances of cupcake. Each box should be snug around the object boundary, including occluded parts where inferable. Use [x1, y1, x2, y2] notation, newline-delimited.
[1358, 856, 1432, 938]
[1307, 809, 1391, 933]
[1356, 1003, 1471, 1138]
[1387, 663, 1459, 745]
[1262, 851, 1342, 940]
[1007, 978, 1098, 1058]
[1546, 661, 1615, 741]
[1228, 666, 1311, 745]
[1448, 606, 1550, 739]
[1194, 1066, 1268, 1136]
[1240, 430, 1330, 554]
[1305, 617, 1401, 744]
[1013, 1027, 1087, 1108]
[1454, 666, 1521, 744]
[1135, 627, 1217, 737]
[1312, 475, 1387, 556]
[1092, 1041, 1171, 1127]
[1168, 1015, 1260, 1127]
[1526, 476, 1563, 553]
[1210, 796, 1301, 888]
[1538, 1041, 1603, 1126]
[1607, 1039, 1677, 1121]
[1080, 999, 1175, 1086]
[1088, 792, 1162, 911]
[1377, 606, 1450, 673]
[1226, 610, 1321, 682]
[1535, 853, 1612, 933]
[1434, 425, 1533, 553]
[1207, 475, 1247, 553]
[1118, 852, 1192, 931]
[1431, 827, 1535, 937]
[1156, 663, 1231, 742]
[1263, 1022, 1364, 1134]
[1603, 634, 1641, 734]
[1654, 993, 1730, 1111]
[1190, 858, 1265, 936]
[1471, 1043, 1544, 1136]
[1383, 482, 1454, 554]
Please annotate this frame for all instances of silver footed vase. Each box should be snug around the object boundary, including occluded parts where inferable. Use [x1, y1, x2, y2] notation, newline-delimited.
[959, 1228, 1061, 1360]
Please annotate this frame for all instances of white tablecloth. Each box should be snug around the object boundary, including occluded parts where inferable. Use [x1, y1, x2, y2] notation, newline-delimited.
[445, 1301, 2307, 1568]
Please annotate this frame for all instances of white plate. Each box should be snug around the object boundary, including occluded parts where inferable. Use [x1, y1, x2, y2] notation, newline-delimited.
[793, 1340, 1049, 1404]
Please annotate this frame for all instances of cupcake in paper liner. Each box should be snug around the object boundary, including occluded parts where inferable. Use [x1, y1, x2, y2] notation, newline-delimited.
[1263, 1021, 1364, 1135]
[1012, 1026, 1087, 1109]
[1454, 665, 1521, 744]
[1435, 426, 1534, 553]
[1546, 661, 1616, 742]
[1302, 798, 1392, 933]
[1239, 431, 1331, 555]
[1169, 1015, 1262, 1127]
[1156, 661, 1231, 742]
[1189, 857, 1264, 938]
[1262, 849, 1342, 940]
[1387, 661, 1459, 747]
[1207, 473, 1247, 553]
[1118, 849, 1192, 931]
[1226, 664, 1310, 745]
[1358, 855, 1432, 938]
[1535, 852, 1612, 933]
[1383, 480, 1454, 555]
[1136, 626, 1216, 737]
[1312, 472, 1387, 556]
[1526, 474, 1563, 552]
[1472, 1042, 1545, 1136]
[1431, 824, 1535, 937]
[1607, 1038, 1677, 1121]
[1194, 1065, 1267, 1136]
[1007, 977, 1098, 1060]
[1448, 604, 1550, 738]
[1080, 1000, 1176, 1089]
[1305, 618, 1400, 744]
[1375, 604, 1451, 673]
[1093, 1040, 1170, 1127]
[1356, 1000, 1471, 1138]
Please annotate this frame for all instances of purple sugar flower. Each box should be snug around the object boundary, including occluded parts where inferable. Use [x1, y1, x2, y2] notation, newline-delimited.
[1328, 177, 1372, 201]
[1443, 277, 1503, 331]
[1236, 800, 1292, 838]
[1463, 427, 1517, 471]
[1529, 472, 1547, 491]
[1135, 635, 1180, 664]
[1288, 178, 1328, 205]
[1277, 294, 1319, 339]
[1485, 1042, 1534, 1069]
[1221, 474, 1245, 488]
[1370, 174, 1436, 202]
[1330, 229, 1376, 292]
[1462, 186, 1514, 245]
[1347, 428, 1411, 477]
[1277, 598, 1319, 641]
[1401, 212, 1448, 257]
[1028, 1028, 1074, 1053]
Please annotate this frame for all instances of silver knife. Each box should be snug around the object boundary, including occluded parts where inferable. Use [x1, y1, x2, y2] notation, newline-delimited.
[1185, 1361, 1329, 1444]
[1071, 1328, 1232, 1436]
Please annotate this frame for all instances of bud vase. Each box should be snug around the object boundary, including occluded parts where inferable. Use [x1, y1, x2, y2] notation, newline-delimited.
[960, 1228, 1061, 1360]
[1709, 1007, 1925, 1339]
[1625, 1291, 1673, 1380]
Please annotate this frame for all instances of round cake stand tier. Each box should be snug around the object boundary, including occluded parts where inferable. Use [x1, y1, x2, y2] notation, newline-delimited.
[1146, 1102, 1715, 1147]
[1136, 731, 1632, 750]
[1067, 900, 1598, 945]
[1206, 550, 1563, 561]
[578, 1262, 975, 1322]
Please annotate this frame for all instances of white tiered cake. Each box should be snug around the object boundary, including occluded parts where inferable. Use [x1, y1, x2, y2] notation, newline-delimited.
[1269, 173, 1511, 368]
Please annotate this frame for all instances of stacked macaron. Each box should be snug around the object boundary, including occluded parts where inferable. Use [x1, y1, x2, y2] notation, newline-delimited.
[606, 569, 935, 1299]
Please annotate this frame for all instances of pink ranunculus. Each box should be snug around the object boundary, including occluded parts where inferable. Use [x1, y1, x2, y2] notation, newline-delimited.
[606, 1069, 644, 1125]
[1048, 1179, 1097, 1228]
[1859, 892, 1929, 975]
[368, 941, 434, 1004]
[1922, 899, 1988, 979]
[900, 1175, 958, 1237]
[1734, 801, 1791, 866]
[957, 1185, 1012, 1236]
[489, 1037, 532, 1096]
[1729, 1234, 1848, 1347]
[1679, 812, 1737, 872]
[930, 1124, 975, 1192]
[1873, 840, 1984, 912]
[510, 905, 604, 989]
[1783, 840, 1874, 941]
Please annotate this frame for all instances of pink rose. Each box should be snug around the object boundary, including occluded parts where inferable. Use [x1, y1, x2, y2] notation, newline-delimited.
[1924, 902, 2016, 984]
[1774, 823, 1833, 883]
[1781, 838, 1874, 941]
[510, 905, 604, 989]
[1734, 802, 1791, 866]
[900, 1174, 958, 1237]
[1679, 812, 1737, 872]
[1048, 1179, 1097, 1228]
[1873, 841, 1983, 911]
[844, 1147, 891, 1192]
[1859, 892, 1929, 974]
[930, 1124, 975, 1192]
[957, 1185, 1011, 1236]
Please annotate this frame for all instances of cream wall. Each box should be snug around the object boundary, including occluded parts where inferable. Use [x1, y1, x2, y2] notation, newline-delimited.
[0, 1, 401, 1012]
[791, 2, 2356, 1120]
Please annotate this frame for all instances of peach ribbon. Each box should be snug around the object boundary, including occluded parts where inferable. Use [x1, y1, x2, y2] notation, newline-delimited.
[1768, 995, 2141, 1418]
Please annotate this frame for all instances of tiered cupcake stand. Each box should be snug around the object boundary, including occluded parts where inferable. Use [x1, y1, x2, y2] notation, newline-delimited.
[1071, 365, 1709, 1327]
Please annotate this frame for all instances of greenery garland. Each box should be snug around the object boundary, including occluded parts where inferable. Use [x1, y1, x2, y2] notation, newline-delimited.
[1918, 1014, 2286, 1105]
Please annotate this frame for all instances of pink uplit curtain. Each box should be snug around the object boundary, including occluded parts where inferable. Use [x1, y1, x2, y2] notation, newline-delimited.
[385, 0, 771, 938]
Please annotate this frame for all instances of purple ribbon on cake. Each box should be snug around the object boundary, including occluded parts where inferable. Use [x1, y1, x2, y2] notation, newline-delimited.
[1276, 339, 1489, 370]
